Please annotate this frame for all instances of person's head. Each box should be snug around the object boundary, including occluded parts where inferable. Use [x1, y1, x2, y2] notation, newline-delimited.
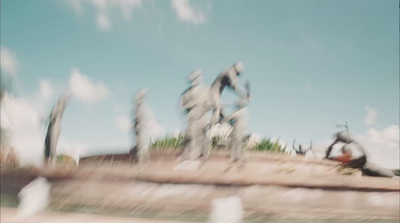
[335, 131, 354, 144]
[188, 69, 203, 87]
[341, 144, 352, 155]
[135, 88, 149, 104]
[232, 62, 244, 76]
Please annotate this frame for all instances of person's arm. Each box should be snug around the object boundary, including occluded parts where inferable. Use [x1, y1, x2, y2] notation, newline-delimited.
[180, 90, 196, 111]
[325, 139, 339, 159]
[229, 75, 248, 98]
[292, 140, 299, 153]
[182, 99, 197, 111]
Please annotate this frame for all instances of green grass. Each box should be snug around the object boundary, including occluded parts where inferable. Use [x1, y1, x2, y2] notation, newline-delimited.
[252, 138, 286, 153]
[150, 134, 286, 154]
[151, 134, 185, 150]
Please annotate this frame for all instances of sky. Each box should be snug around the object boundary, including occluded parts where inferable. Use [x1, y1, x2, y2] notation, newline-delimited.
[1, 0, 399, 168]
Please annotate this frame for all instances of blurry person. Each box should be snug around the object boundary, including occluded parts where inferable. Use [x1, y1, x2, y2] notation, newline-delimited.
[292, 140, 314, 156]
[221, 82, 250, 168]
[326, 133, 398, 178]
[129, 145, 138, 163]
[326, 144, 356, 164]
[325, 131, 360, 165]
[181, 70, 205, 114]
[180, 70, 210, 161]
[44, 93, 71, 167]
[212, 62, 247, 99]
[209, 62, 247, 125]
[133, 88, 150, 166]
[179, 62, 249, 162]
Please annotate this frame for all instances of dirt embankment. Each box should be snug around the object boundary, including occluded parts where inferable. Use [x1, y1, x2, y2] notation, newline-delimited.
[1, 151, 399, 221]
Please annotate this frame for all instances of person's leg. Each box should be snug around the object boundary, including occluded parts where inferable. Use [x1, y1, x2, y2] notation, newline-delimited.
[197, 130, 206, 158]
[182, 129, 192, 161]
[44, 125, 52, 159]
[184, 111, 198, 160]
[190, 119, 203, 160]
[231, 131, 242, 163]
[136, 136, 143, 164]
[50, 121, 61, 167]
[199, 114, 211, 159]
[129, 146, 138, 163]
[345, 155, 367, 169]
[362, 163, 396, 178]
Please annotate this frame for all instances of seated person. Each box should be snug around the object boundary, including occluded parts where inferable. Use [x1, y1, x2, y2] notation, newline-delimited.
[325, 135, 397, 178]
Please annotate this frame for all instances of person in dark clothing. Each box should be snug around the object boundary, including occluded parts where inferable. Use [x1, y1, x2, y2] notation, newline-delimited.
[44, 94, 70, 166]
[326, 131, 398, 178]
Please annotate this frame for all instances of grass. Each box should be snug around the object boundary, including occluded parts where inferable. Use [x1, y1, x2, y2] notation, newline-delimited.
[150, 134, 286, 154]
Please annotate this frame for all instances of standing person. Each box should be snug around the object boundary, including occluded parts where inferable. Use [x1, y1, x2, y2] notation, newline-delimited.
[44, 93, 71, 167]
[180, 70, 210, 161]
[133, 88, 150, 166]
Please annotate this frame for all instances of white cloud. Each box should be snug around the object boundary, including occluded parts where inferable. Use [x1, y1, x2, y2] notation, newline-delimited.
[1, 93, 50, 166]
[119, 0, 142, 20]
[1, 93, 43, 133]
[365, 106, 377, 126]
[39, 80, 54, 102]
[69, 0, 209, 29]
[31, 79, 61, 117]
[69, 68, 111, 104]
[115, 115, 132, 133]
[92, 0, 108, 9]
[69, 0, 142, 31]
[1, 80, 56, 153]
[96, 12, 112, 31]
[355, 125, 399, 169]
[171, 0, 207, 25]
[1, 46, 18, 76]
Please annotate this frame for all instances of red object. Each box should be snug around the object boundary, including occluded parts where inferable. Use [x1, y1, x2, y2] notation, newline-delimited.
[335, 152, 352, 164]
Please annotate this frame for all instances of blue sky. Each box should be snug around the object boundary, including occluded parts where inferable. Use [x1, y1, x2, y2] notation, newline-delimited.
[1, 0, 399, 165]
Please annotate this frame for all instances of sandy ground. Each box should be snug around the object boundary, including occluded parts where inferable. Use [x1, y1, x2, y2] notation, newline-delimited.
[2, 207, 399, 223]
[0, 208, 196, 223]
[1, 152, 398, 222]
